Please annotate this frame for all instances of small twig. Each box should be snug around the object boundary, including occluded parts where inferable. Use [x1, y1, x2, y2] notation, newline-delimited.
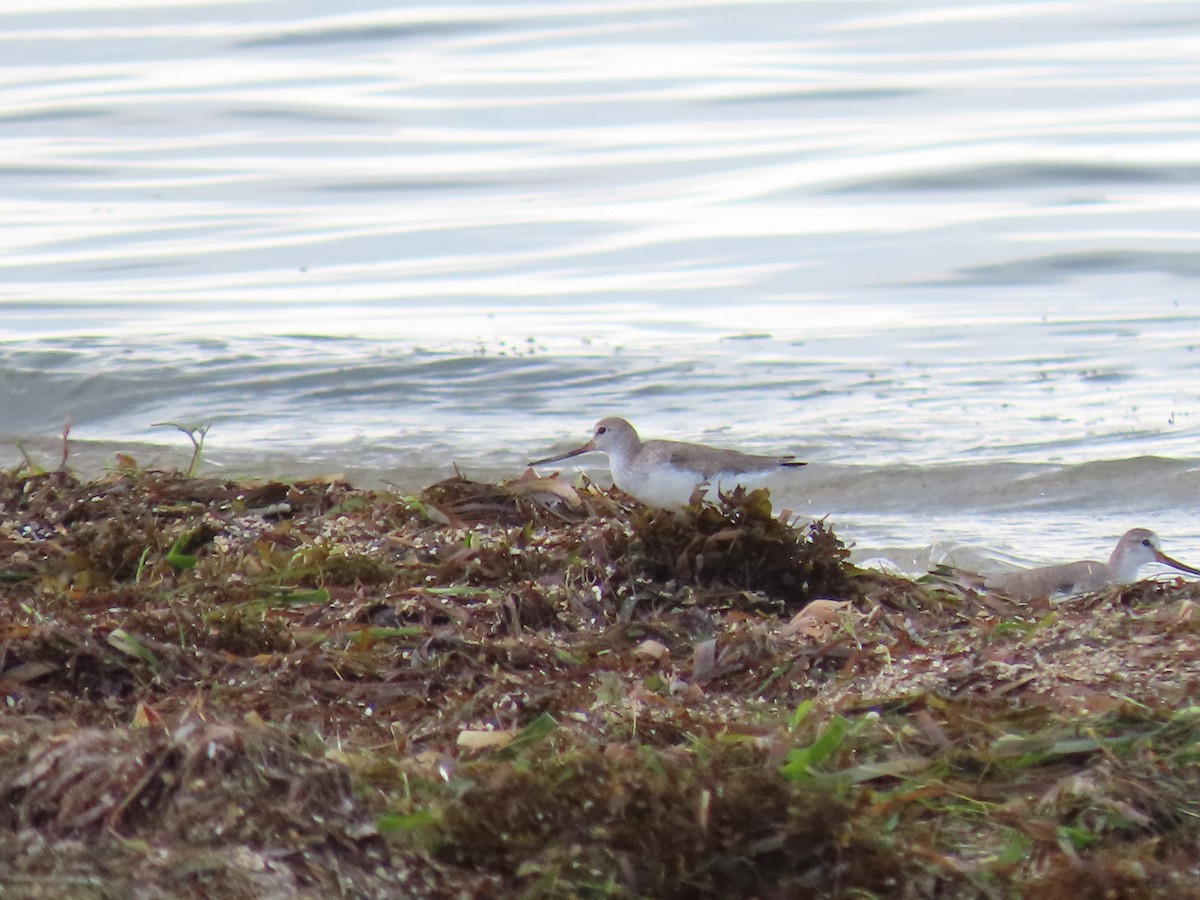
[58, 415, 72, 472]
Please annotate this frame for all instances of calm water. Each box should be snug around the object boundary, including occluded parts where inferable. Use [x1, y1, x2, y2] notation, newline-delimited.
[2, 0, 1200, 571]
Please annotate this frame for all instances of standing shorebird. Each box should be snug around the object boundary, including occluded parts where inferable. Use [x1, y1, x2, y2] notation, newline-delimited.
[527, 417, 805, 509]
[985, 528, 1200, 601]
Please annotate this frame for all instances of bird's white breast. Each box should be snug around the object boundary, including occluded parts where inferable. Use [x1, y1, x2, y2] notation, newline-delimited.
[613, 460, 771, 509]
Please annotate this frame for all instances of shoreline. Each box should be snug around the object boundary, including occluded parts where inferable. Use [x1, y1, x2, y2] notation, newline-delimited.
[8, 433, 1200, 570]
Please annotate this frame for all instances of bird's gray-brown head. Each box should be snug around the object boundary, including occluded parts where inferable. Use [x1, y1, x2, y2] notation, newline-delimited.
[528, 417, 640, 466]
[1109, 528, 1200, 583]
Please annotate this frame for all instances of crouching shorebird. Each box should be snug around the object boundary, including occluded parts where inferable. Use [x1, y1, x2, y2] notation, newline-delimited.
[986, 528, 1200, 601]
[527, 417, 805, 509]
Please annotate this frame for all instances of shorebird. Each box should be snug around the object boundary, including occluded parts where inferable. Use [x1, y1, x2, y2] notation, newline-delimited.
[527, 417, 805, 509]
[984, 528, 1200, 601]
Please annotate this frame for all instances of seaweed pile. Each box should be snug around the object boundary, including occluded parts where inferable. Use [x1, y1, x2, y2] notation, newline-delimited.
[0, 463, 1198, 898]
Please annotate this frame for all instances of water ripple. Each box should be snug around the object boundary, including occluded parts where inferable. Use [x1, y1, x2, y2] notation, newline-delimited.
[1, 0, 1199, 557]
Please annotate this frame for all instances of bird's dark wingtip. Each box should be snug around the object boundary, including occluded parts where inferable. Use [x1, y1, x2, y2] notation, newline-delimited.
[781, 461, 807, 468]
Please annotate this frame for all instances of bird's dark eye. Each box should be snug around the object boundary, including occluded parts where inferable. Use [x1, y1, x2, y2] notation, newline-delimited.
[1142, 539, 1152, 547]
[597, 427, 607, 435]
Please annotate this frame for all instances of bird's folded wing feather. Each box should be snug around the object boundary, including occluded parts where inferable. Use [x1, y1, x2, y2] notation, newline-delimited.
[986, 560, 1105, 600]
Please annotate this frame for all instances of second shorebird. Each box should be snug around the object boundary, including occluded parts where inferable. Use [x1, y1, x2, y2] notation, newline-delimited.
[986, 527, 1200, 601]
[528, 416, 805, 509]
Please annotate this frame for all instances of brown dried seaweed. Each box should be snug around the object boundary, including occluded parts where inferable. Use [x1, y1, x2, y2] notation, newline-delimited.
[0, 466, 1196, 898]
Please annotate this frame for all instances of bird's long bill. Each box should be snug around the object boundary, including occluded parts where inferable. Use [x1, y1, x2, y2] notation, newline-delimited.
[1154, 549, 1200, 577]
[528, 441, 595, 467]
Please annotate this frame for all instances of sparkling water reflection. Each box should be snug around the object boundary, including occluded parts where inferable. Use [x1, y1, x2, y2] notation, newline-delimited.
[1, 0, 1198, 564]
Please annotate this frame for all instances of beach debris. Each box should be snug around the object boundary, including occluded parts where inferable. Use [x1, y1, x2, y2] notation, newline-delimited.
[0, 464, 1195, 896]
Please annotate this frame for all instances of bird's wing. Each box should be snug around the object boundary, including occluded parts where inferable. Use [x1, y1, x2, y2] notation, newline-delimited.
[987, 560, 1104, 601]
[661, 445, 789, 479]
